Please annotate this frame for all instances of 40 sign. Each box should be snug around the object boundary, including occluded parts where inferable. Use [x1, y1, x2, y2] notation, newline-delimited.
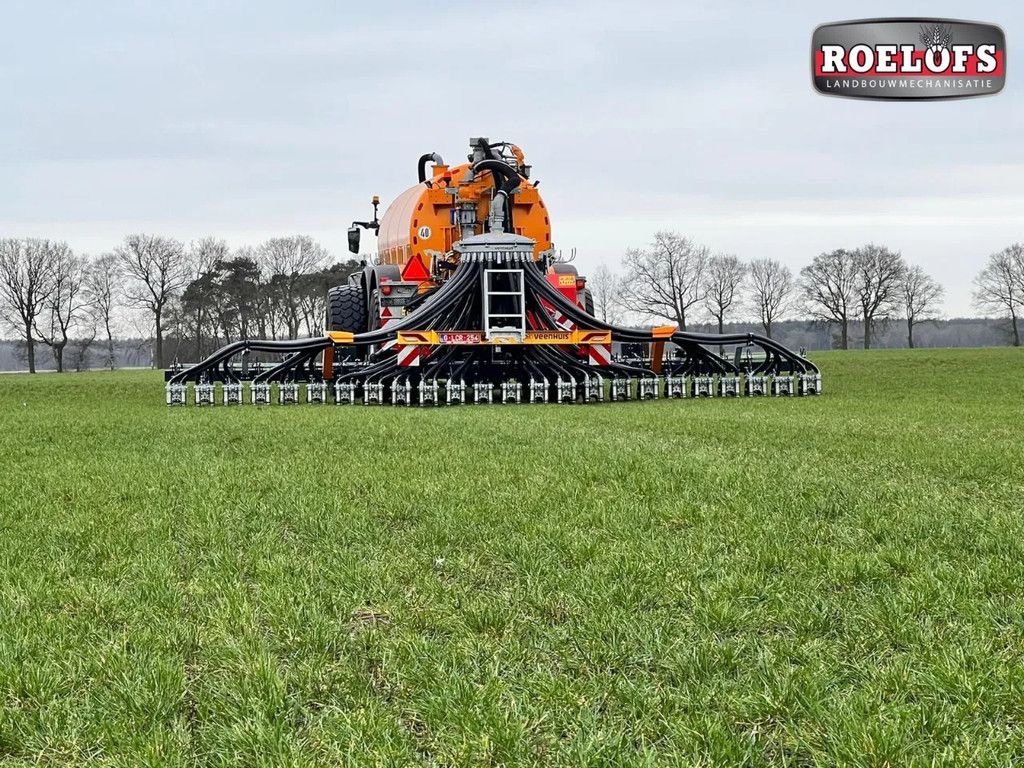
[812, 18, 1005, 100]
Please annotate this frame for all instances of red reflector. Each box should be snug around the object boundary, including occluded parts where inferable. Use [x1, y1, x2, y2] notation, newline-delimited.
[381, 284, 392, 296]
[401, 253, 431, 282]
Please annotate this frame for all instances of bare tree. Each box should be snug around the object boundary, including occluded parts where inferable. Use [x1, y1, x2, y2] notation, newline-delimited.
[1012, 244, 1024, 296]
[34, 244, 89, 373]
[974, 245, 1023, 346]
[748, 258, 793, 338]
[298, 270, 330, 337]
[799, 249, 857, 349]
[191, 236, 229, 274]
[162, 298, 188, 365]
[620, 231, 708, 329]
[258, 236, 330, 338]
[852, 244, 906, 349]
[702, 254, 746, 335]
[901, 265, 944, 348]
[188, 237, 230, 355]
[85, 253, 123, 370]
[116, 234, 189, 368]
[587, 263, 623, 324]
[0, 238, 57, 373]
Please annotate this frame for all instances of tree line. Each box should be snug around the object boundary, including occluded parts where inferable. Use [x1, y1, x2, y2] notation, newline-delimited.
[0, 235, 359, 372]
[589, 232, 1024, 349]
[1, 231, 1022, 373]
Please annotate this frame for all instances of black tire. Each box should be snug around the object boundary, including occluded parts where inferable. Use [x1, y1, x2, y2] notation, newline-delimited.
[326, 284, 368, 361]
[326, 284, 367, 333]
[581, 287, 595, 317]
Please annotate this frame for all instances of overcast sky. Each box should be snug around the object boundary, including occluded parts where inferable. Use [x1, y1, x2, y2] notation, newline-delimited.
[2, 0, 1020, 316]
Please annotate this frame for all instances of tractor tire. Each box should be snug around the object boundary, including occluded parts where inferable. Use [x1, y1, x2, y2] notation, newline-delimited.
[326, 284, 368, 362]
[581, 288, 595, 317]
[326, 284, 367, 333]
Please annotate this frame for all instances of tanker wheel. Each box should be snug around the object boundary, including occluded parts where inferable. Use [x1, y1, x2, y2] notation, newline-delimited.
[326, 284, 367, 360]
[581, 288, 595, 317]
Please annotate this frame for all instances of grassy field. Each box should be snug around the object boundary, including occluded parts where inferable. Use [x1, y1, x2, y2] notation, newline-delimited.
[1, 348, 1023, 766]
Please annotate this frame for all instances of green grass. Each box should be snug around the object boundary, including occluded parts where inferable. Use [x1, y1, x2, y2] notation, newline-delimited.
[1, 348, 1023, 766]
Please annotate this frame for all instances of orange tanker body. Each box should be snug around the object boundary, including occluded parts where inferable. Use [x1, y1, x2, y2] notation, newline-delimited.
[334, 138, 588, 339]
[360, 139, 552, 274]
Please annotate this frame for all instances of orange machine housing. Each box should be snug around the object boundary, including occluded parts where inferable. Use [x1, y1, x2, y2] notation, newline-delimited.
[376, 159, 552, 275]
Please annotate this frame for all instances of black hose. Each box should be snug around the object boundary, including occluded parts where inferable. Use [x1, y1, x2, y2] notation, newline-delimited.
[336, 354, 397, 383]
[355, 266, 480, 370]
[476, 138, 496, 161]
[525, 275, 655, 379]
[520, 261, 816, 374]
[352, 261, 482, 344]
[423, 344, 457, 377]
[471, 159, 522, 233]
[451, 350, 474, 382]
[170, 336, 331, 384]
[417, 152, 443, 184]
[753, 349, 775, 376]
[253, 348, 319, 384]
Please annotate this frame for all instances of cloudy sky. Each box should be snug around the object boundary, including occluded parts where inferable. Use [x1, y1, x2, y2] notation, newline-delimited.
[2, 0, 1020, 315]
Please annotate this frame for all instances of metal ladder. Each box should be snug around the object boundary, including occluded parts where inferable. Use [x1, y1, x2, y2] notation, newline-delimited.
[483, 268, 525, 341]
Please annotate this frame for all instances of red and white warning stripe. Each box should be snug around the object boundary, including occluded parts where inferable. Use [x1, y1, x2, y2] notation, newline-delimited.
[540, 299, 576, 331]
[587, 344, 611, 366]
[397, 345, 425, 367]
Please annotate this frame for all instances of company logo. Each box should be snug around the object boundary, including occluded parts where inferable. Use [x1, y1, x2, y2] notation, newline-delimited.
[529, 331, 571, 342]
[812, 18, 1005, 99]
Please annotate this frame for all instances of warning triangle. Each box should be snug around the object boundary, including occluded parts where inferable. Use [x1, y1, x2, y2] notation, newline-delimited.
[401, 253, 431, 282]
[381, 306, 392, 318]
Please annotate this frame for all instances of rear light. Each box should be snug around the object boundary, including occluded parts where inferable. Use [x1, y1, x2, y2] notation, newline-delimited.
[381, 284, 392, 296]
[575, 278, 586, 291]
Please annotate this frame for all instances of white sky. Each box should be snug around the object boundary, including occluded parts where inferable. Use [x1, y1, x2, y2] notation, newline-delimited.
[2, 0, 1021, 316]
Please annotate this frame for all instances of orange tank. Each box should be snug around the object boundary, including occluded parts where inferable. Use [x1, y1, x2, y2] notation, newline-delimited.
[375, 148, 552, 272]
